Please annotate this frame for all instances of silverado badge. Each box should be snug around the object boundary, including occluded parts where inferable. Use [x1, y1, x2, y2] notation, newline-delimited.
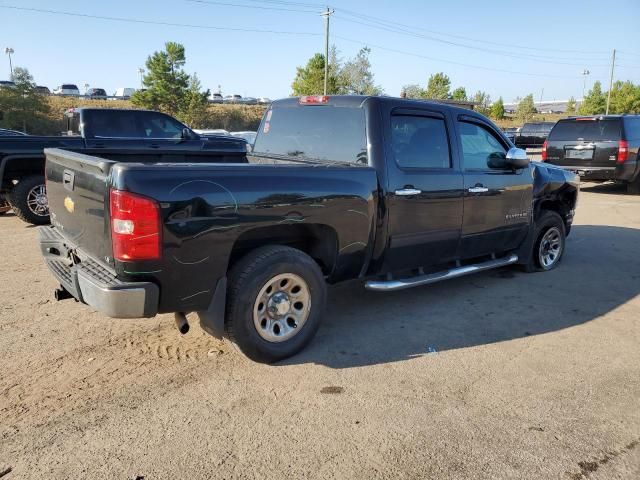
[64, 196, 75, 213]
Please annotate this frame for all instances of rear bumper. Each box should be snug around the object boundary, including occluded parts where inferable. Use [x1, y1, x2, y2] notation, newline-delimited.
[39, 226, 159, 318]
[551, 163, 639, 182]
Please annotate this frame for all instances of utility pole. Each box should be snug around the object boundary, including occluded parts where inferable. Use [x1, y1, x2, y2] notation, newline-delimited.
[5, 47, 14, 77]
[138, 68, 145, 89]
[320, 7, 334, 96]
[581, 69, 590, 99]
[606, 49, 616, 115]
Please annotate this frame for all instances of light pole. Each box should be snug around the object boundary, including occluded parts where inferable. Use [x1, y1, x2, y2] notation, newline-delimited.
[138, 68, 145, 89]
[5, 47, 14, 77]
[581, 69, 590, 99]
[84, 83, 90, 95]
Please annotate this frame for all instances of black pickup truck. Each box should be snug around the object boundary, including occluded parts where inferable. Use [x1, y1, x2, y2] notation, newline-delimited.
[0, 107, 247, 225]
[39, 95, 579, 362]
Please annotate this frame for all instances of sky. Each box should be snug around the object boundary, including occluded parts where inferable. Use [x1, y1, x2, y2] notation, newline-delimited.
[1, 0, 639, 103]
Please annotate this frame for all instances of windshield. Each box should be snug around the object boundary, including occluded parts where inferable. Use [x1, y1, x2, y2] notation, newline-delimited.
[549, 119, 621, 141]
[253, 105, 367, 165]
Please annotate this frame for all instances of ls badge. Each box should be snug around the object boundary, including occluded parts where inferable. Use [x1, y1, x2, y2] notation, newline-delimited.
[64, 196, 75, 213]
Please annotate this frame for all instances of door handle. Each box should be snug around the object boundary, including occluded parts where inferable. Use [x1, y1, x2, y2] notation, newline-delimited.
[468, 186, 489, 193]
[395, 188, 422, 196]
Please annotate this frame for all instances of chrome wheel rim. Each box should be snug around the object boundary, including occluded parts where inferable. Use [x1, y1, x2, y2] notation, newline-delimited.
[26, 184, 49, 217]
[538, 227, 562, 269]
[253, 273, 311, 343]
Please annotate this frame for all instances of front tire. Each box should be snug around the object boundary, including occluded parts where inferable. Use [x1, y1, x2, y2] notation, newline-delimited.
[9, 175, 50, 225]
[525, 210, 566, 272]
[225, 245, 327, 363]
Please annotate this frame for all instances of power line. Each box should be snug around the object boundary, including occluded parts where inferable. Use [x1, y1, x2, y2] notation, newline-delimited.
[185, 0, 317, 13]
[0, 4, 322, 36]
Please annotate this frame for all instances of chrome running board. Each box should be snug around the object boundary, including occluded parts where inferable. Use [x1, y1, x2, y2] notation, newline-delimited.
[365, 254, 519, 292]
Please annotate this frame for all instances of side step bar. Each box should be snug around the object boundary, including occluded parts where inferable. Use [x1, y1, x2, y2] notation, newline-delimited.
[365, 254, 519, 292]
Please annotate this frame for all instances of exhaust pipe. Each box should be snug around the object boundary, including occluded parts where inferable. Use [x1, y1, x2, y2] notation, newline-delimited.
[174, 312, 190, 335]
[54, 287, 73, 301]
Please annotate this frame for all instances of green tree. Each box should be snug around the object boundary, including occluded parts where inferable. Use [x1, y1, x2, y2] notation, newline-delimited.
[516, 94, 537, 121]
[608, 80, 640, 114]
[401, 84, 424, 99]
[0, 67, 51, 134]
[451, 87, 467, 101]
[490, 97, 505, 120]
[291, 53, 339, 95]
[178, 73, 210, 128]
[338, 47, 382, 95]
[131, 42, 193, 117]
[472, 90, 491, 115]
[578, 81, 606, 115]
[566, 96, 577, 115]
[424, 72, 451, 99]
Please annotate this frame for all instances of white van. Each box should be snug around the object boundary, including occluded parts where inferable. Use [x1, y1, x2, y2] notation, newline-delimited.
[113, 87, 136, 99]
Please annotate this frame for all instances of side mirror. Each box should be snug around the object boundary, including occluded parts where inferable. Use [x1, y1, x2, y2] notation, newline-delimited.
[505, 147, 530, 169]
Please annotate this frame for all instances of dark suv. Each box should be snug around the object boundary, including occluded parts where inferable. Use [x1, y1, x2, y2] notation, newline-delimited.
[515, 122, 555, 149]
[542, 115, 640, 194]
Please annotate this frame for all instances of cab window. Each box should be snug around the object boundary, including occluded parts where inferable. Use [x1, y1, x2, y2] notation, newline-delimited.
[139, 112, 185, 139]
[458, 121, 507, 170]
[391, 115, 451, 169]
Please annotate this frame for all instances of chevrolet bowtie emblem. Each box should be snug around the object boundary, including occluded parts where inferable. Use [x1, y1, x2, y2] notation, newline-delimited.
[64, 196, 75, 213]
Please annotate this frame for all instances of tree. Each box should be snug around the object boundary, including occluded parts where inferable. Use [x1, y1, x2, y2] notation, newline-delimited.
[472, 90, 491, 115]
[338, 47, 382, 95]
[608, 80, 640, 114]
[451, 87, 467, 101]
[516, 94, 537, 121]
[578, 81, 606, 115]
[131, 42, 194, 117]
[424, 72, 451, 99]
[490, 97, 505, 120]
[401, 84, 424, 99]
[566, 96, 577, 115]
[0, 67, 51, 134]
[178, 73, 210, 128]
[291, 53, 339, 96]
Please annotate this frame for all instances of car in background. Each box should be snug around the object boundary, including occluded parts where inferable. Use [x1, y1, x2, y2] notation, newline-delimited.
[87, 88, 107, 99]
[113, 87, 136, 100]
[542, 115, 640, 194]
[257, 97, 272, 105]
[35, 86, 50, 95]
[0, 80, 16, 89]
[224, 94, 243, 104]
[502, 127, 519, 143]
[0, 128, 27, 136]
[209, 93, 223, 104]
[242, 97, 258, 105]
[514, 122, 555, 149]
[53, 84, 81, 96]
[231, 131, 257, 145]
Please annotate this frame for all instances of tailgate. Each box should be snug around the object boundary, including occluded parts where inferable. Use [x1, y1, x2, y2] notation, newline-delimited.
[44, 148, 114, 263]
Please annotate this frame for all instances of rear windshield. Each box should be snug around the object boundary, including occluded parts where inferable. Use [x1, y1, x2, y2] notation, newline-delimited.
[62, 84, 78, 90]
[253, 105, 367, 164]
[548, 119, 621, 141]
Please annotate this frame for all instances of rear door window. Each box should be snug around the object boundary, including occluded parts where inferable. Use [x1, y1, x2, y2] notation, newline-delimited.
[391, 115, 451, 169]
[548, 119, 621, 141]
[253, 105, 367, 164]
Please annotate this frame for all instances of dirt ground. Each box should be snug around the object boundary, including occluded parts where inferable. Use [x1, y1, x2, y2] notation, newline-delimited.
[1, 182, 639, 479]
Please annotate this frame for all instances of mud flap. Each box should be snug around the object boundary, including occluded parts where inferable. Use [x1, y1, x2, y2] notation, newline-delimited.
[197, 276, 227, 338]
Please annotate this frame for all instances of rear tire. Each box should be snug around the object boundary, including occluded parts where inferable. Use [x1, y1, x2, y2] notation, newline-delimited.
[523, 210, 566, 272]
[8, 175, 50, 225]
[627, 176, 640, 195]
[224, 245, 327, 363]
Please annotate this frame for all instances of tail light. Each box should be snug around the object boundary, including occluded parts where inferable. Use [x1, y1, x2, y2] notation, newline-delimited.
[110, 189, 161, 261]
[299, 95, 329, 104]
[617, 140, 629, 164]
[541, 140, 548, 161]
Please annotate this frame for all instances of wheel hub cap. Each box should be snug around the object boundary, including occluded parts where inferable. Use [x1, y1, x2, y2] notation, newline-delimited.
[268, 292, 291, 317]
[27, 185, 49, 216]
[539, 227, 562, 268]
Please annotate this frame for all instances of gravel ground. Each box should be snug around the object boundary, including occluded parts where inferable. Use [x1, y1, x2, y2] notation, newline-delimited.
[1, 182, 639, 479]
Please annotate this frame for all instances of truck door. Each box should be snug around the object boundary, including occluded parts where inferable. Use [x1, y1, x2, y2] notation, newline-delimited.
[385, 108, 464, 270]
[455, 116, 533, 259]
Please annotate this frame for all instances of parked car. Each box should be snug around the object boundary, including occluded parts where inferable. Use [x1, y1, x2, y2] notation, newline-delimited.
[242, 97, 258, 105]
[87, 88, 107, 99]
[53, 84, 80, 96]
[0, 108, 247, 225]
[35, 85, 51, 95]
[39, 95, 579, 363]
[542, 115, 640, 194]
[503, 127, 518, 143]
[0, 128, 27, 136]
[257, 97, 272, 105]
[514, 122, 555, 149]
[0, 80, 16, 89]
[209, 93, 223, 104]
[224, 94, 243, 104]
[231, 131, 257, 145]
[113, 87, 136, 100]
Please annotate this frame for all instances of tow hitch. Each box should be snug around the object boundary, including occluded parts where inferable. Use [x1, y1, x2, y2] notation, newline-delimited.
[54, 286, 74, 301]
